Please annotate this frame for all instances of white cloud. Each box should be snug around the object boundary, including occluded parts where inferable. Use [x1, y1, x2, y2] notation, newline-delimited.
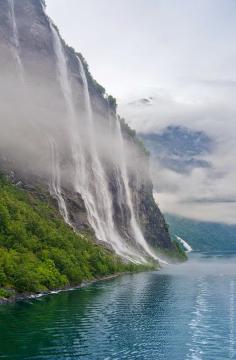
[46, 0, 236, 224]
[119, 80, 236, 224]
[46, 0, 236, 99]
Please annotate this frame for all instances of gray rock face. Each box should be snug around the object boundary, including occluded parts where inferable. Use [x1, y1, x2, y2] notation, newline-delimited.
[0, 0, 174, 255]
[140, 126, 213, 174]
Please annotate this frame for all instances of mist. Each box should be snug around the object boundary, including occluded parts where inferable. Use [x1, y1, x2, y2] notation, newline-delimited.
[161, 253, 236, 277]
[0, 0, 160, 263]
[119, 78, 236, 225]
[45, 0, 236, 225]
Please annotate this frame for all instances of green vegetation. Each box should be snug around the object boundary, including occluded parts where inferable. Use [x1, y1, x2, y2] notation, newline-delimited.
[0, 176, 155, 297]
[171, 240, 188, 261]
[76, 52, 106, 97]
[120, 117, 137, 138]
[119, 117, 150, 157]
[0, 288, 13, 299]
[156, 241, 188, 263]
[74, 53, 149, 158]
[107, 95, 117, 110]
[166, 213, 236, 252]
[93, 80, 106, 97]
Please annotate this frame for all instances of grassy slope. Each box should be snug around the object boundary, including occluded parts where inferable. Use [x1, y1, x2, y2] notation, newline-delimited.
[0, 176, 154, 298]
[156, 242, 187, 263]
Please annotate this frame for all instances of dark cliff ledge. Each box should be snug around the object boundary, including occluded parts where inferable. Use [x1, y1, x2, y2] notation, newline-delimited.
[117, 117, 173, 250]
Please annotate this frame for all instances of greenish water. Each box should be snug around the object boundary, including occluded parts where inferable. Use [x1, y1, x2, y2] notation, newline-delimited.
[0, 253, 236, 359]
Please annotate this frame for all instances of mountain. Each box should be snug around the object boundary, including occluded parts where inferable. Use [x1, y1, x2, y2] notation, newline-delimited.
[0, 0, 184, 297]
[166, 214, 236, 252]
[140, 125, 213, 174]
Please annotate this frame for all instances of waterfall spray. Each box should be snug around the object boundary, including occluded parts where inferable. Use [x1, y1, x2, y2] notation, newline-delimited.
[49, 23, 142, 260]
[76, 56, 147, 260]
[48, 19, 156, 263]
[115, 117, 162, 261]
[49, 24, 113, 249]
[48, 136, 71, 226]
[7, 0, 25, 83]
[77, 59, 118, 240]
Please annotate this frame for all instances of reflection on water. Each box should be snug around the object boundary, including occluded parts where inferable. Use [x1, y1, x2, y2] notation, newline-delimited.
[0, 253, 236, 359]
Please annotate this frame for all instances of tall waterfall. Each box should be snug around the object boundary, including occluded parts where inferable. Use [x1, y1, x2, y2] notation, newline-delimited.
[76, 57, 134, 257]
[115, 118, 159, 260]
[47, 22, 74, 226]
[49, 22, 141, 261]
[48, 136, 71, 226]
[7, 0, 24, 82]
[48, 20, 158, 262]
[76, 57, 116, 242]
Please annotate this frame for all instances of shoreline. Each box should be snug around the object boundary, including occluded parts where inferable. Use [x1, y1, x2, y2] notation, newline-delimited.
[0, 256, 186, 306]
[0, 272, 139, 305]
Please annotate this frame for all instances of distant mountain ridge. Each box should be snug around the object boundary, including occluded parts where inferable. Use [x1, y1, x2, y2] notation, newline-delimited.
[140, 125, 213, 173]
[166, 214, 236, 252]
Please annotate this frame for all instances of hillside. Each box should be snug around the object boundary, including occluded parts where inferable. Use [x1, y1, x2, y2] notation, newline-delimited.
[0, 0, 186, 299]
[0, 176, 155, 299]
[166, 214, 236, 252]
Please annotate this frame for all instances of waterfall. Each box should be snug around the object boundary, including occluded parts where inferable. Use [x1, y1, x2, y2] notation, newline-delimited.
[49, 22, 147, 261]
[46, 22, 75, 227]
[48, 136, 71, 226]
[49, 22, 131, 258]
[76, 56, 114, 241]
[176, 235, 192, 253]
[48, 19, 156, 263]
[76, 57, 146, 261]
[76, 58, 122, 248]
[8, 0, 42, 138]
[49, 25, 76, 122]
[115, 117, 161, 261]
[7, 0, 24, 83]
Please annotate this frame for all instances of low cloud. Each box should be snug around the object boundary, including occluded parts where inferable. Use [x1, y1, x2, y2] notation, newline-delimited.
[47, 0, 236, 225]
[119, 81, 236, 224]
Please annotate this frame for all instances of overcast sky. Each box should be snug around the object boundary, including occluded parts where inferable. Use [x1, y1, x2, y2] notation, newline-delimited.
[46, 0, 236, 224]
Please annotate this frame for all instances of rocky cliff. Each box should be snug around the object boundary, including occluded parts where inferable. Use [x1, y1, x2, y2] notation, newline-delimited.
[0, 0, 177, 263]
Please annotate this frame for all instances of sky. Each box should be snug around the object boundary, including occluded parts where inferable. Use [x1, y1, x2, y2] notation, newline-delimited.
[46, 0, 236, 224]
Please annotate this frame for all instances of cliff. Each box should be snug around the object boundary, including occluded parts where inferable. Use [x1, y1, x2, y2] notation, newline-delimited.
[0, 0, 180, 269]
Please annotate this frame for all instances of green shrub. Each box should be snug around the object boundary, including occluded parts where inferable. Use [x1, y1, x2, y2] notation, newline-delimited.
[0, 176, 154, 295]
[0, 288, 13, 299]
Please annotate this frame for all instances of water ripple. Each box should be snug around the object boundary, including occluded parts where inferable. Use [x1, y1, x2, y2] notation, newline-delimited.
[1, 255, 236, 359]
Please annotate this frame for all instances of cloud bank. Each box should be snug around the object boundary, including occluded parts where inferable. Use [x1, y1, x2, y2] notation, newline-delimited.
[119, 81, 236, 224]
[46, 0, 236, 224]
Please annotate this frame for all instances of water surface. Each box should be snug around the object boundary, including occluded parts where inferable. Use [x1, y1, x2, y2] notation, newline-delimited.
[0, 253, 236, 359]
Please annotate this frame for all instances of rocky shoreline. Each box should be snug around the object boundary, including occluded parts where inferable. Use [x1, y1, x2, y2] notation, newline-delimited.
[0, 272, 144, 305]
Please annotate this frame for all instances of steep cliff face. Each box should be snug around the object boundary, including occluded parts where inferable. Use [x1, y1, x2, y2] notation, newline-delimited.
[0, 0, 175, 262]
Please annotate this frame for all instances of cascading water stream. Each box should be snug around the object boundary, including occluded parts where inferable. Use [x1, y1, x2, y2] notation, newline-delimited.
[48, 136, 71, 226]
[7, 0, 25, 83]
[7, 0, 43, 135]
[45, 22, 77, 228]
[76, 59, 123, 246]
[49, 22, 97, 232]
[114, 117, 161, 261]
[49, 22, 131, 258]
[76, 57, 148, 262]
[48, 18, 156, 263]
